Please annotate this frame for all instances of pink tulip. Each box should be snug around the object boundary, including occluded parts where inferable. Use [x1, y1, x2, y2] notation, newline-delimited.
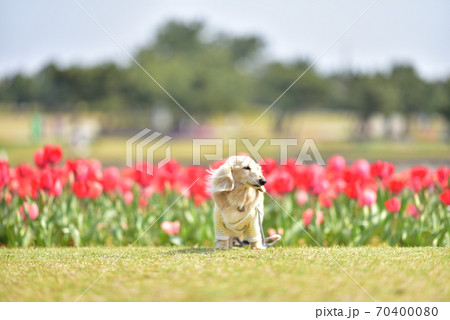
[302, 208, 314, 227]
[316, 210, 324, 226]
[295, 189, 309, 206]
[119, 177, 134, 193]
[1, 191, 12, 204]
[405, 204, 420, 219]
[267, 228, 276, 237]
[123, 191, 134, 205]
[139, 196, 149, 209]
[19, 202, 39, 220]
[161, 221, 180, 235]
[358, 189, 377, 207]
[52, 179, 62, 197]
[351, 159, 371, 179]
[141, 186, 155, 198]
[327, 155, 346, 171]
[268, 228, 283, 237]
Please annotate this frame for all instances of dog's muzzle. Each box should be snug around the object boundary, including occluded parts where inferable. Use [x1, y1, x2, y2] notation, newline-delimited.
[252, 178, 267, 189]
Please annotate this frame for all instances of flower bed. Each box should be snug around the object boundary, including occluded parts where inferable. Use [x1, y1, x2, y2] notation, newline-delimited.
[0, 145, 449, 247]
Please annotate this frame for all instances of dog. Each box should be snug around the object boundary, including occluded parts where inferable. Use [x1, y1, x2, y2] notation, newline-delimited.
[209, 155, 267, 250]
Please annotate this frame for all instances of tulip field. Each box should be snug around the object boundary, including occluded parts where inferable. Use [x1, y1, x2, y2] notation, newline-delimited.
[0, 145, 449, 248]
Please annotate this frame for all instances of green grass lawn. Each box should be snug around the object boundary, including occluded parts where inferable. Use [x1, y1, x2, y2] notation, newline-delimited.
[0, 247, 448, 302]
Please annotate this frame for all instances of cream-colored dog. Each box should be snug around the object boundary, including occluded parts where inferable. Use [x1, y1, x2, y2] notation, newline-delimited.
[209, 155, 267, 250]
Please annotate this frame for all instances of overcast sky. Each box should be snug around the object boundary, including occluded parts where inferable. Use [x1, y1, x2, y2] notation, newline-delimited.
[1, 0, 449, 80]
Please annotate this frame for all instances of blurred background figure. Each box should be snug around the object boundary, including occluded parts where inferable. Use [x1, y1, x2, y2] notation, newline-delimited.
[0, 0, 449, 167]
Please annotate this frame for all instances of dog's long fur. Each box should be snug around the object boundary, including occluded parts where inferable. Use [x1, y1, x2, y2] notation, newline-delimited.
[209, 156, 267, 250]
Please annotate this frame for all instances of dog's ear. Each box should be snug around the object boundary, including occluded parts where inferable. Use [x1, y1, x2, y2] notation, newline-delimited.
[212, 165, 234, 192]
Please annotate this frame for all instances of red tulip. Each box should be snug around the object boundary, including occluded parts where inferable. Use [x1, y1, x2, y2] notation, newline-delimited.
[266, 169, 294, 195]
[385, 197, 401, 213]
[316, 210, 324, 226]
[344, 182, 360, 199]
[37, 168, 62, 197]
[67, 159, 89, 181]
[405, 204, 420, 219]
[87, 181, 103, 199]
[358, 189, 377, 207]
[134, 162, 154, 187]
[0, 159, 9, 189]
[153, 170, 174, 193]
[33, 148, 46, 168]
[318, 192, 333, 208]
[191, 194, 203, 206]
[259, 158, 278, 175]
[161, 221, 180, 235]
[52, 166, 69, 187]
[15, 163, 35, 179]
[370, 161, 395, 179]
[72, 181, 88, 198]
[19, 202, 39, 220]
[439, 189, 450, 206]
[43, 144, 63, 165]
[39, 168, 54, 191]
[330, 178, 346, 193]
[102, 167, 120, 192]
[387, 174, 407, 194]
[302, 208, 314, 227]
[409, 166, 432, 192]
[290, 164, 309, 191]
[432, 167, 449, 189]
[14, 166, 39, 199]
[183, 166, 210, 206]
[410, 166, 429, 179]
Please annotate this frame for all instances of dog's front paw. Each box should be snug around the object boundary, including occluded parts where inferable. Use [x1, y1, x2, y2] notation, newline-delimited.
[214, 240, 229, 250]
[250, 241, 266, 250]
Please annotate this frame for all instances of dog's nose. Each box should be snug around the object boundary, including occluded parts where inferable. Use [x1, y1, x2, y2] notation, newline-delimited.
[259, 178, 267, 186]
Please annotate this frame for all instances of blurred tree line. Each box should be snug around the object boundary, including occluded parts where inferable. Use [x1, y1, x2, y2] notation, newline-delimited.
[0, 20, 449, 138]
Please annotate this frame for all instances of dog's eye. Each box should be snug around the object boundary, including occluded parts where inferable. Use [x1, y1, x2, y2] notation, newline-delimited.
[243, 166, 251, 170]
